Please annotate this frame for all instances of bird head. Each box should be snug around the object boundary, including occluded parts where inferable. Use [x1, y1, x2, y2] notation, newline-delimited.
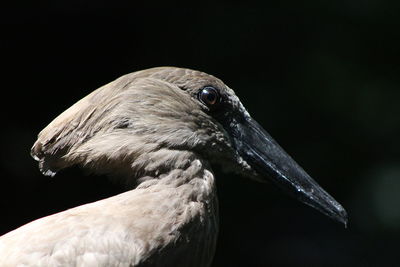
[31, 67, 347, 225]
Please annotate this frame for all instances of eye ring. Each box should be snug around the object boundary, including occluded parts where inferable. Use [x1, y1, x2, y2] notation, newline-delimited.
[198, 86, 220, 106]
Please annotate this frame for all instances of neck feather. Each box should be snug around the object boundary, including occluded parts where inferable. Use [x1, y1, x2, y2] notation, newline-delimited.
[136, 158, 216, 203]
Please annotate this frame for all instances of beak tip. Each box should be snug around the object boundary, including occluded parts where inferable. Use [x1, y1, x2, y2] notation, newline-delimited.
[307, 193, 348, 227]
[338, 207, 349, 228]
[326, 202, 348, 227]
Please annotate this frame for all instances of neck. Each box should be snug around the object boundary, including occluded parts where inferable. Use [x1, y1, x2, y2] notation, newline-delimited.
[130, 155, 219, 267]
[135, 157, 216, 203]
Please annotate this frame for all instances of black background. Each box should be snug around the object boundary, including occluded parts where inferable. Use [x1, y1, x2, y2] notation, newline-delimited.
[1, 1, 400, 266]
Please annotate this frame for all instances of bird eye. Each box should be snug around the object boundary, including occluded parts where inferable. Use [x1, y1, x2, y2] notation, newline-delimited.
[199, 86, 220, 106]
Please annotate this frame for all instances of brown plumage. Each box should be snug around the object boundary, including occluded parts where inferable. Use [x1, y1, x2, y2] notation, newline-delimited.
[0, 67, 347, 266]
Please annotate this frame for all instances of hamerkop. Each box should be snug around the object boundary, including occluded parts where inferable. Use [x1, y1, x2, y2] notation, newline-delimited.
[0, 67, 347, 266]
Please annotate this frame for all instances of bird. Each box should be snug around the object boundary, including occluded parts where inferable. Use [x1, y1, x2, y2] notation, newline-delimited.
[0, 67, 347, 266]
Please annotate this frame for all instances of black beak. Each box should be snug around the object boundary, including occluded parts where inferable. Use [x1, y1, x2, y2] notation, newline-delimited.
[231, 116, 348, 226]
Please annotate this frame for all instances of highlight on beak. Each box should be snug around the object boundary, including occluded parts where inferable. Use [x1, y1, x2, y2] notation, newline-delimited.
[231, 115, 348, 226]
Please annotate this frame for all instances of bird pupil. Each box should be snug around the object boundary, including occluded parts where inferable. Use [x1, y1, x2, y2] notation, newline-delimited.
[206, 91, 215, 102]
